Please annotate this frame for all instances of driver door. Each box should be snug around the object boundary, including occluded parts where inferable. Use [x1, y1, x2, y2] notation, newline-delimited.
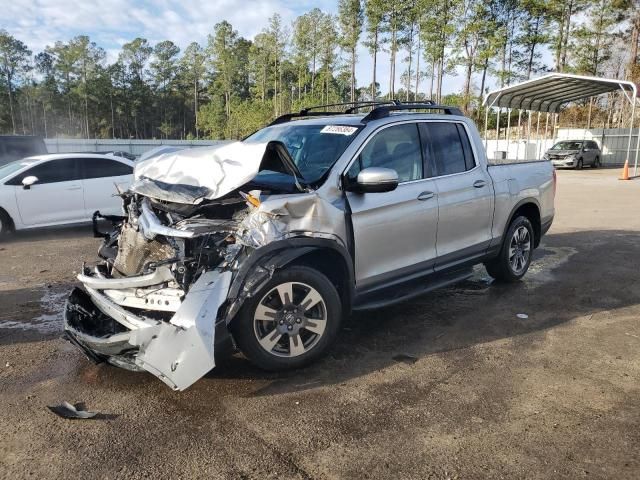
[344, 122, 439, 290]
[11, 158, 85, 226]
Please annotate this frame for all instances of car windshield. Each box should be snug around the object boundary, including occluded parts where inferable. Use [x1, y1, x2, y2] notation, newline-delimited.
[0, 158, 38, 180]
[551, 141, 582, 151]
[244, 123, 362, 183]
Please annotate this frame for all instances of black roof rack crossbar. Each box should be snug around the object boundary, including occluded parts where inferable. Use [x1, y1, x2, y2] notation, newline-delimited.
[268, 100, 402, 126]
[267, 100, 462, 126]
[362, 102, 463, 122]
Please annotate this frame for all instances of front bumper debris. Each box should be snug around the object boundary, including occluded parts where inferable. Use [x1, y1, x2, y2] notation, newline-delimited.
[64, 269, 233, 390]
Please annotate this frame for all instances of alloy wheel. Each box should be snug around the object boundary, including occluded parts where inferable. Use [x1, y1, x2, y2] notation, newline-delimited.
[253, 281, 327, 358]
[508, 226, 531, 275]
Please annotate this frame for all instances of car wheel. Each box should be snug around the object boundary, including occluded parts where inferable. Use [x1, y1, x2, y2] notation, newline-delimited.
[576, 158, 583, 170]
[0, 209, 12, 239]
[231, 266, 342, 371]
[592, 157, 600, 168]
[484, 216, 534, 283]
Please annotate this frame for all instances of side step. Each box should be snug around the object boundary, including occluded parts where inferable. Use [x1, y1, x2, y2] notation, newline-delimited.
[352, 267, 473, 311]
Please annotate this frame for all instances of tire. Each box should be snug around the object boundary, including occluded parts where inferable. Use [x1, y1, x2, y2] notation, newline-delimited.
[0, 209, 12, 239]
[592, 156, 600, 168]
[231, 265, 342, 371]
[484, 216, 534, 283]
[576, 158, 583, 170]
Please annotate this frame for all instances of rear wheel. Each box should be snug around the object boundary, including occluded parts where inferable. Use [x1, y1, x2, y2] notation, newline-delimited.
[592, 156, 600, 168]
[484, 216, 534, 282]
[231, 266, 342, 371]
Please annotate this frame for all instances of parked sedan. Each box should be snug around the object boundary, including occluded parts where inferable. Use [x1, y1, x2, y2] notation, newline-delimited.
[543, 140, 601, 169]
[0, 153, 133, 236]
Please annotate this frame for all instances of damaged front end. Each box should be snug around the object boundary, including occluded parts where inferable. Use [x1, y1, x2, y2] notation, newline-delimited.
[65, 192, 247, 390]
[64, 140, 349, 390]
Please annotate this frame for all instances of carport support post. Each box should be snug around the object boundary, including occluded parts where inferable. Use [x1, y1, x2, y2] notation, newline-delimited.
[515, 110, 523, 161]
[535, 112, 541, 159]
[495, 108, 501, 161]
[634, 100, 640, 175]
[624, 91, 635, 168]
[543, 113, 550, 156]
[506, 109, 512, 160]
[484, 107, 490, 151]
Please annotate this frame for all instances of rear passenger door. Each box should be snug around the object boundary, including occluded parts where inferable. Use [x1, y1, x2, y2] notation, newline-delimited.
[345, 122, 439, 289]
[420, 122, 494, 269]
[79, 157, 133, 216]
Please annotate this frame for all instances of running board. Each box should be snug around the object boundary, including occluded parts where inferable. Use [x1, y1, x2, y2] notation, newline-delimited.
[352, 267, 473, 311]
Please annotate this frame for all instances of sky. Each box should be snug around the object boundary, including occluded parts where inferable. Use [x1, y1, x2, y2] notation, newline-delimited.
[0, 0, 471, 96]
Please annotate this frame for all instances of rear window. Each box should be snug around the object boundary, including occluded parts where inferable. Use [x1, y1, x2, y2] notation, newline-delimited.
[421, 123, 474, 176]
[81, 158, 133, 179]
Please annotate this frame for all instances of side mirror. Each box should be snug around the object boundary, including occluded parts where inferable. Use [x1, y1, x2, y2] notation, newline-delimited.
[22, 176, 38, 190]
[347, 167, 399, 193]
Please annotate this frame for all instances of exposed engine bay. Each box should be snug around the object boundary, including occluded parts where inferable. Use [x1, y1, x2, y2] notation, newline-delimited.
[63, 140, 348, 390]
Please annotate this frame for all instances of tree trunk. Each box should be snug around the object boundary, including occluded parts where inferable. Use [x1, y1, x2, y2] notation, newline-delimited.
[351, 47, 356, 102]
[372, 28, 378, 100]
[414, 32, 421, 99]
[5, 72, 16, 133]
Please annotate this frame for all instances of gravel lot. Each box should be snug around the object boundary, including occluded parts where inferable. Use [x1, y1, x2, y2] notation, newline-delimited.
[1, 168, 639, 479]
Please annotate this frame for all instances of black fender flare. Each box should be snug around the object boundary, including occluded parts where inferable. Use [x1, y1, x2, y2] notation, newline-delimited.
[224, 237, 355, 323]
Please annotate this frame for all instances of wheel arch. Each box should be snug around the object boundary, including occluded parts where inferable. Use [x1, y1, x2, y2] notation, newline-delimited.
[225, 237, 354, 324]
[0, 206, 15, 233]
[504, 199, 541, 248]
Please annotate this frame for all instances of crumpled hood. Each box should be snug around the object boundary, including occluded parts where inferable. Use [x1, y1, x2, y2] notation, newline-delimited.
[131, 141, 269, 204]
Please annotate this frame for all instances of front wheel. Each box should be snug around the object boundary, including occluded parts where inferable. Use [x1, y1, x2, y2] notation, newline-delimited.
[484, 216, 534, 282]
[0, 209, 12, 239]
[231, 266, 342, 371]
[576, 158, 583, 170]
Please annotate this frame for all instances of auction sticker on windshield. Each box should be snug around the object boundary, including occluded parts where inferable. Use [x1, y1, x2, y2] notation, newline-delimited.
[320, 125, 358, 136]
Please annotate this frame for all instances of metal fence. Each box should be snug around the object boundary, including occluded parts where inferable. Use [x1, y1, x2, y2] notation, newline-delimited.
[44, 138, 227, 157]
[485, 127, 640, 166]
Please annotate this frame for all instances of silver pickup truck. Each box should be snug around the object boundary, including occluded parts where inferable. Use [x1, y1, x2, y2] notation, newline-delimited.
[64, 101, 555, 390]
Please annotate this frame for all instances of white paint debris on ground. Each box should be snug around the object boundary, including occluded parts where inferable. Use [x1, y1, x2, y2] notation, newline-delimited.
[0, 287, 67, 334]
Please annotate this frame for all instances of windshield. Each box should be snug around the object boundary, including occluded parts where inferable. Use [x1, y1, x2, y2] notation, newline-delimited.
[0, 158, 37, 180]
[551, 141, 582, 151]
[244, 123, 361, 183]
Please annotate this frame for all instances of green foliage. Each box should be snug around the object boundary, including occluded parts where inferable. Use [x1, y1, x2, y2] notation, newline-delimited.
[0, 0, 637, 139]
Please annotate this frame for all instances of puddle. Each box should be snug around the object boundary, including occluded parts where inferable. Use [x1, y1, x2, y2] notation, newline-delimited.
[463, 245, 578, 289]
[525, 246, 578, 284]
[0, 287, 68, 334]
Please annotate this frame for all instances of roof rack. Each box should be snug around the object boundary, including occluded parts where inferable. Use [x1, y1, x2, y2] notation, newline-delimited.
[361, 102, 463, 122]
[268, 100, 401, 126]
[268, 100, 463, 126]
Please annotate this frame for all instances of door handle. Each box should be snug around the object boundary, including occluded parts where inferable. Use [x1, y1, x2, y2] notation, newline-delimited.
[417, 191, 435, 201]
[66, 186, 82, 191]
[473, 180, 487, 188]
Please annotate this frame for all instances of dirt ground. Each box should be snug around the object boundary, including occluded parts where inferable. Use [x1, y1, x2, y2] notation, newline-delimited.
[0, 168, 639, 480]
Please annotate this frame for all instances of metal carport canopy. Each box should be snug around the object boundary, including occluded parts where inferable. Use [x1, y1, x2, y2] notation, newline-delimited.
[484, 73, 637, 113]
[483, 73, 640, 172]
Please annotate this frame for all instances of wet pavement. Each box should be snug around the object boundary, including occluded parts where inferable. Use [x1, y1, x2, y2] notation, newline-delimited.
[1, 169, 639, 479]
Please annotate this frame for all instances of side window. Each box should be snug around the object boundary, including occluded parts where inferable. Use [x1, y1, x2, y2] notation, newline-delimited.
[347, 123, 423, 183]
[422, 123, 471, 176]
[588, 141, 598, 150]
[81, 158, 133, 179]
[6, 158, 81, 185]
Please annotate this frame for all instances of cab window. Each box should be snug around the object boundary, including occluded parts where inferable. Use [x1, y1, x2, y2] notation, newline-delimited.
[347, 123, 423, 183]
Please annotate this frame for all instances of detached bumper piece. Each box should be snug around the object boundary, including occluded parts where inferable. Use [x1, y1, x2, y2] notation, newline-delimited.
[64, 270, 234, 390]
